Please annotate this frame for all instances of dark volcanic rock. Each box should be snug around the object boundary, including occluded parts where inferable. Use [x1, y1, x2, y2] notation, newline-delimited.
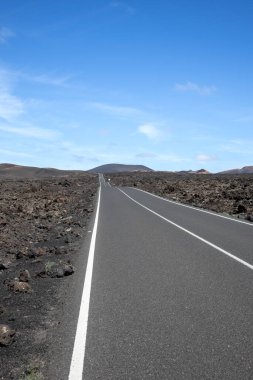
[7, 280, 32, 293]
[0, 324, 16, 346]
[0, 173, 98, 378]
[39, 261, 75, 278]
[19, 270, 31, 283]
[55, 246, 68, 255]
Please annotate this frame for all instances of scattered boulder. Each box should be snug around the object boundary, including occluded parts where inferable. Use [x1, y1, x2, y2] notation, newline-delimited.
[0, 324, 16, 346]
[19, 270, 31, 283]
[0, 259, 12, 270]
[15, 251, 23, 260]
[8, 280, 32, 293]
[38, 261, 74, 278]
[62, 263, 74, 276]
[28, 251, 36, 259]
[34, 247, 48, 256]
[245, 214, 253, 222]
[55, 246, 68, 255]
[237, 204, 247, 214]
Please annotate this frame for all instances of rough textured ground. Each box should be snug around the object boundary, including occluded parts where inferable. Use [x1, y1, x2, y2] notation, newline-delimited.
[106, 172, 253, 221]
[0, 174, 98, 379]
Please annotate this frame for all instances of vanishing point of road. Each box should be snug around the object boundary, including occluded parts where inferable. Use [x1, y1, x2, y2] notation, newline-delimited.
[68, 174, 253, 379]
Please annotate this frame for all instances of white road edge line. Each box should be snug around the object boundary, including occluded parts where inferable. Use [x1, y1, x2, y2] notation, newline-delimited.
[131, 187, 253, 226]
[68, 185, 101, 380]
[118, 189, 253, 271]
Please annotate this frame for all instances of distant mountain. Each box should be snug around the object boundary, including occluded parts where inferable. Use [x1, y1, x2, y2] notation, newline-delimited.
[176, 169, 210, 174]
[218, 166, 253, 174]
[89, 163, 153, 173]
[196, 169, 210, 174]
[0, 163, 86, 178]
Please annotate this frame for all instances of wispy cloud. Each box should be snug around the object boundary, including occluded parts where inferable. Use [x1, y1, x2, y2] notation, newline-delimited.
[0, 27, 14, 43]
[0, 148, 33, 157]
[174, 81, 217, 96]
[138, 124, 163, 141]
[0, 70, 25, 121]
[136, 152, 185, 162]
[110, 2, 135, 14]
[87, 102, 143, 118]
[0, 124, 60, 139]
[158, 154, 185, 162]
[23, 73, 71, 87]
[219, 139, 253, 155]
[0, 67, 61, 140]
[196, 154, 217, 162]
[0, 91, 25, 121]
[136, 152, 157, 158]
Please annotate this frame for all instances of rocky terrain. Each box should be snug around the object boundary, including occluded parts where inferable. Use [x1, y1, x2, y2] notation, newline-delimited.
[106, 172, 253, 220]
[0, 174, 98, 379]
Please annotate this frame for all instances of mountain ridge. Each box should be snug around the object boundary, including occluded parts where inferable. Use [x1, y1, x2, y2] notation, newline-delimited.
[1, 163, 253, 178]
[218, 166, 253, 174]
[88, 163, 153, 173]
[0, 163, 86, 178]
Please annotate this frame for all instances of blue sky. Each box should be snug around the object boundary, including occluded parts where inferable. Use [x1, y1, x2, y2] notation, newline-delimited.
[0, 0, 252, 172]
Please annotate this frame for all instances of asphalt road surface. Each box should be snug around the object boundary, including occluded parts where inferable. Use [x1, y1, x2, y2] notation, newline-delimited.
[70, 175, 253, 379]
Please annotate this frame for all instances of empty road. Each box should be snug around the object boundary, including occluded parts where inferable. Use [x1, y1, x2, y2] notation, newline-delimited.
[69, 175, 253, 379]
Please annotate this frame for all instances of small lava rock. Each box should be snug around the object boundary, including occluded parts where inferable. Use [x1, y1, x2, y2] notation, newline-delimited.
[19, 269, 31, 282]
[28, 251, 36, 259]
[0, 262, 8, 270]
[63, 263, 74, 276]
[0, 324, 16, 346]
[34, 247, 48, 256]
[55, 246, 67, 255]
[15, 251, 23, 260]
[8, 280, 32, 293]
[0, 305, 6, 315]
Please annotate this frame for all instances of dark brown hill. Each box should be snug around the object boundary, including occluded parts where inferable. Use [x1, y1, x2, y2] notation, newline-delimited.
[0, 163, 85, 178]
[89, 163, 153, 173]
[218, 166, 253, 174]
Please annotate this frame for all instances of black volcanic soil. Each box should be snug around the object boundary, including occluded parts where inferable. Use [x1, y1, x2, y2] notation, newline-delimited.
[0, 174, 98, 379]
[106, 172, 253, 220]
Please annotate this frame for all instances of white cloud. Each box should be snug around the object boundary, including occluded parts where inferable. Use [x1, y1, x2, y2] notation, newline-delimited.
[219, 140, 253, 155]
[136, 151, 185, 162]
[24, 73, 70, 87]
[196, 154, 217, 161]
[138, 124, 162, 140]
[110, 2, 135, 14]
[0, 148, 33, 157]
[0, 68, 60, 140]
[0, 124, 60, 139]
[158, 154, 185, 162]
[0, 70, 25, 121]
[174, 81, 217, 96]
[0, 91, 24, 121]
[87, 102, 143, 118]
[0, 27, 14, 44]
[136, 152, 157, 158]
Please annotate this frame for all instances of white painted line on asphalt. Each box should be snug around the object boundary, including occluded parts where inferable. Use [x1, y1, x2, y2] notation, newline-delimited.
[68, 186, 101, 380]
[119, 189, 253, 271]
[131, 187, 253, 226]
